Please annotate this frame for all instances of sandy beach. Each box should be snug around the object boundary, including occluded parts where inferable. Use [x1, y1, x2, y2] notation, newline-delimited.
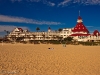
[0, 44, 100, 75]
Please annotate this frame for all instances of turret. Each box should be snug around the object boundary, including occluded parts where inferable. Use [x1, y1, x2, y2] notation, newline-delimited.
[48, 27, 51, 32]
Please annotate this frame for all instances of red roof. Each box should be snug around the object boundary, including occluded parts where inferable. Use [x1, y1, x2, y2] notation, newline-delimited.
[72, 16, 89, 33]
[93, 30, 99, 36]
[78, 16, 82, 20]
[70, 34, 90, 36]
[72, 23, 89, 32]
[18, 28, 23, 32]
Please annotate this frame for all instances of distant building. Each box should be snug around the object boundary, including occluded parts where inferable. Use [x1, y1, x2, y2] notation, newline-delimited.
[70, 16, 100, 41]
[60, 28, 72, 38]
[7, 27, 60, 42]
[7, 13, 100, 42]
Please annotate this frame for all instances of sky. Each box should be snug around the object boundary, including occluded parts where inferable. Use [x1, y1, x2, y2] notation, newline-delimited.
[0, 0, 100, 36]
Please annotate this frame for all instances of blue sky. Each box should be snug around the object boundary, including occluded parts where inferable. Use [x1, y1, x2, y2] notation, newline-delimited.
[0, 0, 100, 36]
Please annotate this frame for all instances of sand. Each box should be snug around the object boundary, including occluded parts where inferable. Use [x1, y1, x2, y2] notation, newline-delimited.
[0, 43, 100, 75]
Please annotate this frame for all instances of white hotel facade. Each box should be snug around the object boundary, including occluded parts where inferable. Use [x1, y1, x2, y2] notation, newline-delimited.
[7, 15, 100, 42]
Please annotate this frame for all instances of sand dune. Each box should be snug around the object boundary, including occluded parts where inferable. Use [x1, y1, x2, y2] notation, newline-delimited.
[0, 44, 100, 75]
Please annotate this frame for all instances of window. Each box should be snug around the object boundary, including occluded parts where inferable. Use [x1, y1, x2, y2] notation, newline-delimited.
[67, 32, 69, 34]
[64, 32, 66, 34]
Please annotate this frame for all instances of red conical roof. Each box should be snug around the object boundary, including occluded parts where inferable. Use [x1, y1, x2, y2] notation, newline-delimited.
[78, 16, 82, 20]
[72, 16, 89, 33]
[18, 28, 23, 32]
[93, 30, 99, 36]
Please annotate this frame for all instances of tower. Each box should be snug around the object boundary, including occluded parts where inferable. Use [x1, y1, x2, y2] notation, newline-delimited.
[48, 26, 51, 32]
[72, 11, 89, 33]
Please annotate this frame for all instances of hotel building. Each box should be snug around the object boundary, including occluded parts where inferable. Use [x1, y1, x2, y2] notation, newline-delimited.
[7, 15, 100, 42]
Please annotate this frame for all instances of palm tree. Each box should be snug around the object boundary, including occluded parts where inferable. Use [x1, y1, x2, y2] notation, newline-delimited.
[58, 28, 62, 32]
[36, 27, 40, 32]
[4, 30, 10, 42]
[4, 30, 10, 37]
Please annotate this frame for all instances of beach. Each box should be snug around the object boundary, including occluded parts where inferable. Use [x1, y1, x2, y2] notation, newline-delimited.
[0, 44, 100, 75]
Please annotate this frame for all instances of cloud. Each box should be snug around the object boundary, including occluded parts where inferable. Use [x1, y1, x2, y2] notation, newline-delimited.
[47, 1, 55, 7]
[26, 0, 41, 2]
[58, 0, 100, 7]
[10, 0, 55, 6]
[10, 0, 22, 2]
[9, 0, 100, 7]
[43, 0, 55, 6]
[58, 0, 71, 7]
[11, 0, 41, 2]
[0, 25, 29, 32]
[0, 15, 61, 25]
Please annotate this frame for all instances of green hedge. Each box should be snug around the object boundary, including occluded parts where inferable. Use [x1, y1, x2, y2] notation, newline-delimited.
[79, 42, 99, 46]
